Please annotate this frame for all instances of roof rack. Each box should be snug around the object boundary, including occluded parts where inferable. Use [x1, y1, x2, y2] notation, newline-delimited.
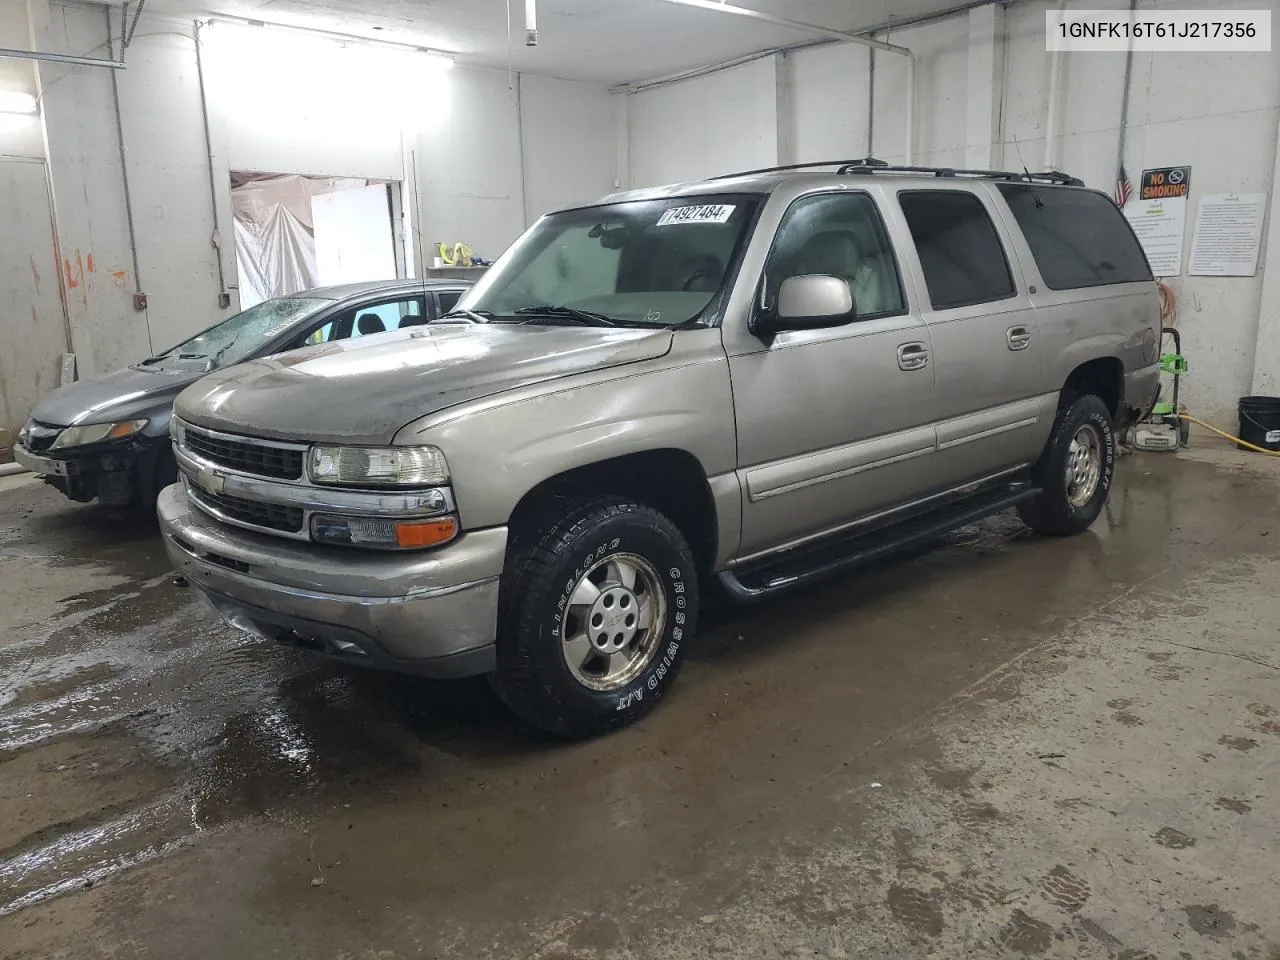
[705, 157, 1084, 187]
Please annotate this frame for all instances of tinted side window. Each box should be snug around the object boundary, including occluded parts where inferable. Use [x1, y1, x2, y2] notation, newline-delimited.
[898, 191, 1016, 309]
[763, 192, 906, 319]
[997, 184, 1153, 289]
[339, 298, 425, 338]
[437, 290, 463, 314]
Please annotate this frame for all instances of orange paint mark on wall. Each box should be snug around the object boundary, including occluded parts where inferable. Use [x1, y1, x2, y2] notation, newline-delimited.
[111, 270, 128, 289]
[64, 258, 79, 289]
[87, 254, 95, 273]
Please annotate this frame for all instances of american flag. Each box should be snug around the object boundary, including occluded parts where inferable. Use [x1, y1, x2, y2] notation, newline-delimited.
[1114, 164, 1133, 207]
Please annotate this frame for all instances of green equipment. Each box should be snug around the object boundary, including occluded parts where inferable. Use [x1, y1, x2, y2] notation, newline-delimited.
[1133, 327, 1188, 451]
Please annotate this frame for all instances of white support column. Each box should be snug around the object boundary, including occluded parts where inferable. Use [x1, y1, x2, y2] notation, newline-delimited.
[613, 90, 631, 190]
[1250, 116, 1280, 395]
[965, 3, 1003, 170]
[774, 50, 793, 167]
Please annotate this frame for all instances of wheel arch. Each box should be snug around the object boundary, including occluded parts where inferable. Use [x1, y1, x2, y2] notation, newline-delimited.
[507, 448, 720, 577]
[1061, 356, 1124, 420]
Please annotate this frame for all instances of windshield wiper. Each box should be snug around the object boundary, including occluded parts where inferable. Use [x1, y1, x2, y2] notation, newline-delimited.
[509, 305, 620, 327]
[438, 308, 494, 323]
[206, 333, 242, 370]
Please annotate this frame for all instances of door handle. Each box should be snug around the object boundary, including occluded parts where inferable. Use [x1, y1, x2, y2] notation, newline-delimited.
[1007, 326, 1033, 351]
[897, 341, 929, 371]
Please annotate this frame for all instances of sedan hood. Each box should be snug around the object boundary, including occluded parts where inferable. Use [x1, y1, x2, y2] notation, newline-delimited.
[175, 324, 674, 444]
[28, 364, 200, 429]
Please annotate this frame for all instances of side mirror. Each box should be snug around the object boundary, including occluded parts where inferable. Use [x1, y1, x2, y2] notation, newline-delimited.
[756, 275, 855, 336]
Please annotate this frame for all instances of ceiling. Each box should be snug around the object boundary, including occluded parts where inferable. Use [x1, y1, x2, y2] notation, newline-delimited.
[111, 0, 969, 85]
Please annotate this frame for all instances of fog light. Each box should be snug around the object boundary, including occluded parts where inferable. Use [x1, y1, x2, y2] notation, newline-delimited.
[311, 514, 458, 549]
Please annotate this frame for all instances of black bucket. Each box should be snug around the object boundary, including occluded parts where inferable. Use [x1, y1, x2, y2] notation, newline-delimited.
[1238, 396, 1280, 452]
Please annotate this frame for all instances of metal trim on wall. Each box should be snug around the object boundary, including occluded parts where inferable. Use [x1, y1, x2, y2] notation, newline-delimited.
[0, 47, 125, 69]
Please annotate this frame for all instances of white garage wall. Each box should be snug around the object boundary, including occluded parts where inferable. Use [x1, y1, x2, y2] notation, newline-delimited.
[628, 57, 778, 186]
[521, 72, 618, 220]
[789, 42, 870, 163]
[616, 1, 1280, 425]
[4, 0, 615, 426]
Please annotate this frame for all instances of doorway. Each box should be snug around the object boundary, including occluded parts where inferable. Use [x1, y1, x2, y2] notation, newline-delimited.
[229, 172, 406, 308]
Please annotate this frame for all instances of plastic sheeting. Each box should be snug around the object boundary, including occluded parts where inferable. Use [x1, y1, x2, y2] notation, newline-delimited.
[231, 174, 368, 308]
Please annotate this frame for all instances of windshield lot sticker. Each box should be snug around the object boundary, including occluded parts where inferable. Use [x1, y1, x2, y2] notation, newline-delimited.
[656, 204, 736, 226]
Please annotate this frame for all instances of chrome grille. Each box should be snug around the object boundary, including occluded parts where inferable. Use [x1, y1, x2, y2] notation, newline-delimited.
[189, 484, 304, 534]
[183, 426, 304, 480]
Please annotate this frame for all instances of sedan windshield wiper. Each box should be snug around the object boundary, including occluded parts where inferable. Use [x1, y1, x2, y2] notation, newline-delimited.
[438, 308, 494, 323]
[509, 305, 620, 327]
[206, 333, 242, 370]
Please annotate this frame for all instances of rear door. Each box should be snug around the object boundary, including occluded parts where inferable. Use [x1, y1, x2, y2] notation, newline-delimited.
[992, 183, 1158, 415]
[893, 185, 1050, 488]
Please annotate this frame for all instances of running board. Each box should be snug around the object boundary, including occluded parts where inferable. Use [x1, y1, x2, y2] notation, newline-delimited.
[718, 483, 1040, 602]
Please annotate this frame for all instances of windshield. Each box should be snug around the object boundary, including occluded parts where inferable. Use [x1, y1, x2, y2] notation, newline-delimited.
[151, 297, 329, 367]
[458, 194, 760, 327]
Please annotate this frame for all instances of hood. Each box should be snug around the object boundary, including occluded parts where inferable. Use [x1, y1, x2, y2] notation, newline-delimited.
[175, 323, 674, 444]
[27, 364, 201, 430]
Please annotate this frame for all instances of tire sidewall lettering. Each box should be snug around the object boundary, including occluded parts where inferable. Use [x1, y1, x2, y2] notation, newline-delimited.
[1064, 405, 1115, 518]
[548, 532, 690, 715]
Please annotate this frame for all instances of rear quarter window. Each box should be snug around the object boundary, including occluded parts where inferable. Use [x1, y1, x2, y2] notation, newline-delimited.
[997, 184, 1153, 290]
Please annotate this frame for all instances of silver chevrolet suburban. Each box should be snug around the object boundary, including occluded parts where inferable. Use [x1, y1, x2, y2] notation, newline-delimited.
[159, 160, 1160, 738]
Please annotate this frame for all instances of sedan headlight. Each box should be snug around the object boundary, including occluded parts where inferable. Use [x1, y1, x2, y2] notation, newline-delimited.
[308, 445, 449, 487]
[51, 419, 147, 450]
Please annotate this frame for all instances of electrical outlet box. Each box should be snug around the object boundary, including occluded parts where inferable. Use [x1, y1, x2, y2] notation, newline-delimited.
[218, 292, 231, 309]
[133, 292, 148, 311]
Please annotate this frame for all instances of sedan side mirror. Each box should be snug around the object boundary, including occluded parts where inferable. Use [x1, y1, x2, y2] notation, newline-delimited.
[755, 275, 855, 337]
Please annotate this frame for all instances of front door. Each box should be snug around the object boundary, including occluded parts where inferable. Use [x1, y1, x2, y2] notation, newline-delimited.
[726, 189, 938, 559]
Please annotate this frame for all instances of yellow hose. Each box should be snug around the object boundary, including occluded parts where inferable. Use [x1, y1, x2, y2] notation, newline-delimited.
[1175, 413, 1280, 457]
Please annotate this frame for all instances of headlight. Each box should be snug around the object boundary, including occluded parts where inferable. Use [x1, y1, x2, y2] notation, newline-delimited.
[170, 418, 186, 444]
[50, 419, 147, 450]
[308, 445, 449, 487]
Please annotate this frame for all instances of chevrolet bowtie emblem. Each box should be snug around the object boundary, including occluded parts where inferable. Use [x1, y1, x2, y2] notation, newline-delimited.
[197, 466, 226, 494]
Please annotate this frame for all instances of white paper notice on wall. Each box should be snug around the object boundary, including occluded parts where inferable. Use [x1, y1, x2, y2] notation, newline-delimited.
[656, 204, 736, 226]
[1124, 197, 1186, 277]
[1188, 193, 1269, 277]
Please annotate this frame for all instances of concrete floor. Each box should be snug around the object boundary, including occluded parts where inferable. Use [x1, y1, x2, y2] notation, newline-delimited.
[1, 444, 1279, 959]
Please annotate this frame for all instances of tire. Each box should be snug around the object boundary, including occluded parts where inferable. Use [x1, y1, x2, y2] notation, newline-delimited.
[491, 496, 698, 739]
[1017, 393, 1115, 536]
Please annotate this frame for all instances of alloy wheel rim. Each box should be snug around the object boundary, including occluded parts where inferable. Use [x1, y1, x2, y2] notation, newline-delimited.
[1065, 424, 1103, 508]
[560, 552, 666, 692]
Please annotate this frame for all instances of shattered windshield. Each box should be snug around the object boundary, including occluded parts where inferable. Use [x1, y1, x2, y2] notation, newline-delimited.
[458, 194, 760, 327]
[148, 297, 329, 368]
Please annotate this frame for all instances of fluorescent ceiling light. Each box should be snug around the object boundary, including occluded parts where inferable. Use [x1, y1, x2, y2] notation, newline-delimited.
[0, 92, 38, 115]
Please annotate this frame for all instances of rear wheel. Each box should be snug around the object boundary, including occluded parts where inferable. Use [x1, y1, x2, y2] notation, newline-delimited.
[1018, 394, 1115, 536]
[491, 496, 697, 738]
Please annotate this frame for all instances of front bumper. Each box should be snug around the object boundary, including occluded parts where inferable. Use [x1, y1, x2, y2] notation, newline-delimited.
[158, 483, 507, 678]
[13, 442, 78, 478]
[14, 437, 160, 505]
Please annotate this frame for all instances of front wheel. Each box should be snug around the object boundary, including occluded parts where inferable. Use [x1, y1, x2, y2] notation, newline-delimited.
[1017, 394, 1115, 536]
[491, 496, 698, 738]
